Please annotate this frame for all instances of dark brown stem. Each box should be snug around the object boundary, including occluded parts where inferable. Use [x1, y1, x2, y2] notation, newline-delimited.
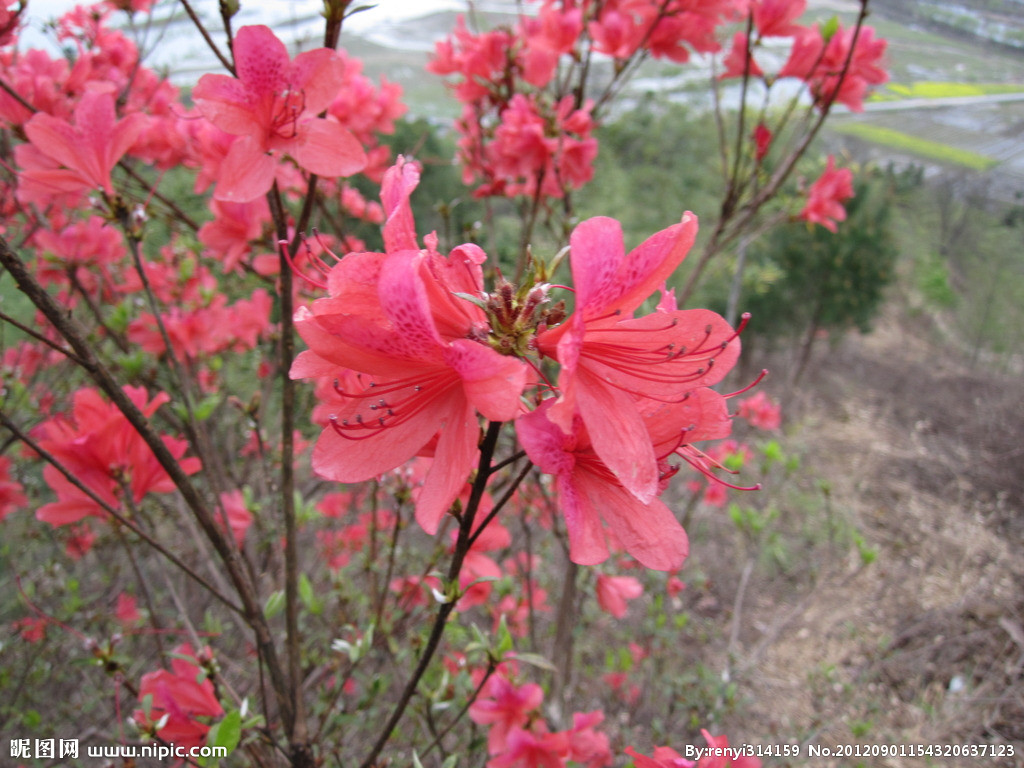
[0, 307, 85, 365]
[677, 0, 872, 305]
[179, 0, 236, 74]
[267, 182, 305, 752]
[358, 421, 504, 768]
[0, 233, 294, 740]
[66, 267, 130, 354]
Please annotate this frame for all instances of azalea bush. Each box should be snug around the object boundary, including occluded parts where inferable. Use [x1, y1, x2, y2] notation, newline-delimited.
[0, 0, 886, 766]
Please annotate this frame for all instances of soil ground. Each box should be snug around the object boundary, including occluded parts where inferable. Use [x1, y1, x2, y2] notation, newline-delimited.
[705, 304, 1024, 767]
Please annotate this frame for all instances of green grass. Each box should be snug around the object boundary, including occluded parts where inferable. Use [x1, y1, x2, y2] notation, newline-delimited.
[876, 81, 1024, 100]
[830, 123, 999, 171]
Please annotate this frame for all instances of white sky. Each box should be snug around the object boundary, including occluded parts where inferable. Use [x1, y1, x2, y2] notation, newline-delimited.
[19, 0, 464, 50]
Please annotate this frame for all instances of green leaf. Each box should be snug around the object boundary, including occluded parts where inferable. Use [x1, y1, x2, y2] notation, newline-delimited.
[507, 652, 555, 672]
[214, 708, 242, 753]
[264, 590, 285, 619]
[822, 15, 839, 42]
[194, 395, 220, 421]
[299, 573, 318, 614]
[495, 614, 513, 657]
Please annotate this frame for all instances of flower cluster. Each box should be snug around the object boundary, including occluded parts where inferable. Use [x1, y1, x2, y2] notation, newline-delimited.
[721, 2, 888, 112]
[31, 387, 200, 537]
[293, 157, 743, 571]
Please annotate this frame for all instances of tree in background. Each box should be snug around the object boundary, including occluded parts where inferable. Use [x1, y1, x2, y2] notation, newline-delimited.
[739, 169, 899, 384]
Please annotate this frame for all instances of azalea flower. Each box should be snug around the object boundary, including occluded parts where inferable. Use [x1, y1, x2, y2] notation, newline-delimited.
[469, 672, 545, 755]
[516, 401, 689, 571]
[595, 574, 643, 618]
[192, 25, 366, 202]
[736, 391, 781, 430]
[292, 160, 527, 534]
[538, 215, 740, 503]
[133, 643, 223, 749]
[751, 0, 806, 38]
[0, 455, 27, 521]
[800, 155, 854, 232]
[34, 386, 201, 526]
[21, 87, 145, 199]
[624, 745, 695, 768]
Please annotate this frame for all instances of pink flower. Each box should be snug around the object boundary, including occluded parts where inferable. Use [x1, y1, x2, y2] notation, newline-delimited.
[0, 1, 25, 47]
[21, 87, 145, 198]
[218, 490, 253, 545]
[34, 387, 201, 526]
[800, 155, 854, 232]
[488, 727, 570, 768]
[779, 23, 887, 112]
[469, 673, 545, 755]
[0, 456, 27, 521]
[566, 710, 612, 768]
[134, 643, 223, 749]
[736, 391, 781, 430]
[516, 401, 689, 571]
[116, 592, 142, 626]
[624, 745, 695, 768]
[595, 574, 643, 618]
[695, 730, 762, 768]
[65, 523, 96, 559]
[537, 216, 739, 503]
[192, 25, 366, 202]
[14, 617, 48, 644]
[751, 0, 806, 38]
[292, 160, 527, 534]
[719, 33, 763, 80]
[752, 122, 772, 161]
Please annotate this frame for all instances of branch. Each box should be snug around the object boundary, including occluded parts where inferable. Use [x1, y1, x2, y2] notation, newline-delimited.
[358, 421, 504, 768]
[0, 233, 295, 735]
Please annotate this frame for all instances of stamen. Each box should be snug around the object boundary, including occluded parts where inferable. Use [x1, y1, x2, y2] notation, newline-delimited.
[723, 369, 768, 399]
[677, 446, 761, 492]
[280, 239, 327, 289]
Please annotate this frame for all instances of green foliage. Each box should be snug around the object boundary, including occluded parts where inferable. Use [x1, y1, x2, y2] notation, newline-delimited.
[831, 123, 998, 171]
[742, 170, 899, 346]
[575, 99, 722, 245]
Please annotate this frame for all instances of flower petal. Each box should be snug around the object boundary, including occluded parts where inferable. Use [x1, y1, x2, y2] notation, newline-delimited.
[575, 367, 659, 502]
[414, 398, 479, 534]
[214, 136, 276, 202]
[444, 339, 526, 423]
[577, 472, 688, 571]
[287, 118, 366, 178]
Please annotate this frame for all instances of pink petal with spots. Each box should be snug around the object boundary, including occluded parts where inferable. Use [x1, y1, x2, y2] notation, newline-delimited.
[444, 338, 527, 423]
[381, 157, 420, 253]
